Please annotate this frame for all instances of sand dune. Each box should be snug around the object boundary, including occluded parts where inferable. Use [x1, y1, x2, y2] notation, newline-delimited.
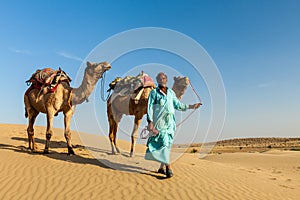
[0, 124, 299, 199]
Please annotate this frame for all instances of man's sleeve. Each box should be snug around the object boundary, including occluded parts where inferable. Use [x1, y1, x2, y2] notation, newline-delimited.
[173, 91, 188, 111]
[147, 90, 155, 122]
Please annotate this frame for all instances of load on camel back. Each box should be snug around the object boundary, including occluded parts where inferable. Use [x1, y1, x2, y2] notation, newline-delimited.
[107, 71, 155, 103]
[25, 67, 72, 118]
[25, 67, 72, 94]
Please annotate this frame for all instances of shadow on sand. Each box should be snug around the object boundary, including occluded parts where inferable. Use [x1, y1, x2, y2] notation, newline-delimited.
[1, 136, 166, 180]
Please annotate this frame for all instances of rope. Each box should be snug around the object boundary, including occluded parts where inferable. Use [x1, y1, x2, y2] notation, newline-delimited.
[175, 80, 203, 128]
[100, 71, 111, 102]
[189, 80, 202, 104]
[140, 127, 151, 139]
[140, 80, 202, 139]
[176, 109, 197, 128]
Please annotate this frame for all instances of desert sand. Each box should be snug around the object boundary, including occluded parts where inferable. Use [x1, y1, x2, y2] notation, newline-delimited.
[0, 123, 299, 200]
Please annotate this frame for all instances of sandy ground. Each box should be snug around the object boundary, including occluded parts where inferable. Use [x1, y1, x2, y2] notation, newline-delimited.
[0, 123, 299, 200]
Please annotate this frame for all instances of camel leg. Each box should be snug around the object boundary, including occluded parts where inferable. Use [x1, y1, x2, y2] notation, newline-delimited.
[130, 117, 142, 157]
[108, 120, 118, 155]
[109, 118, 121, 155]
[114, 114, 123, 154]
[64, 109, 75, 155]
[108, 113, 122, 155]
[26, 110, 39, 151]
[44, 111, 55, 154]
[108, 102, 115, 154]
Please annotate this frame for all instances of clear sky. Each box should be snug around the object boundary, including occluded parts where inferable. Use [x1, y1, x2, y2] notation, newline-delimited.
[0, 0, 299, 144]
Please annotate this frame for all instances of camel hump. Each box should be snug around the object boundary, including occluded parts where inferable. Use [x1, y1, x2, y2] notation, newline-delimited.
[26, 68, 72, 85]
[141, 73, 155, 88]
[25, 68, 55, 85]
[56, 68, 72, 83]
[108, 71, 155, 95]
[25, 67, 72, 94]
[107, 77, 122, 92]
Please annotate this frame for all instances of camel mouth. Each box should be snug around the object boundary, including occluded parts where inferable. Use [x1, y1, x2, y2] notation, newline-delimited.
[105, 65, 112, 71]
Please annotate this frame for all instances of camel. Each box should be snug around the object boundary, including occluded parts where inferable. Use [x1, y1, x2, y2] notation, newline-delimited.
[24, 61, 111, 155]
[107, 76, 190, 157]
[172, 76, 190, 100]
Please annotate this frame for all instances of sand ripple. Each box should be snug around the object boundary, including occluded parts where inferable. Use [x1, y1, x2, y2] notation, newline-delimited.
[1, 124, 299, 199]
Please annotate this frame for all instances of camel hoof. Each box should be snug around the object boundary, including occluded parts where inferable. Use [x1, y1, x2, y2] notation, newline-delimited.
[111, 151, 120, 155]
[30, 148, 37, 153]
[130, 152, 134, 157]
[67, 147, 75, 155]
[43, 149, 49, 154]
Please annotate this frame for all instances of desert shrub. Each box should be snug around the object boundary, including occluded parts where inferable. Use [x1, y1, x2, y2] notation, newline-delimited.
[290, 148, 300, 151]
[191, 148, 198, 153]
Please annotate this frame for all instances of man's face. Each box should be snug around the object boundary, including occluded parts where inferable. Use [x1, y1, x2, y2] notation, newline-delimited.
[157, 73, 168, 87]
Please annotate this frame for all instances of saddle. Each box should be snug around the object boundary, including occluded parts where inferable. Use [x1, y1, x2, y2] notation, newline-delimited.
[108, 71, 155, 102]
[25, 67, 72, 95]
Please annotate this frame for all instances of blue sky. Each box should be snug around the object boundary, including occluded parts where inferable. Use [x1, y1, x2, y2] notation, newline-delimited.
[0, 0, 299, 143]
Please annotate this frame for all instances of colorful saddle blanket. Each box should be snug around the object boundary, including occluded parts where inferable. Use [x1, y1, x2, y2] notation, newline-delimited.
[25, 67, 72, 94]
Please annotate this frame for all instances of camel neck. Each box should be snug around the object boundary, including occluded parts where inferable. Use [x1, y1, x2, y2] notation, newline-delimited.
[72, 70, 98, 105]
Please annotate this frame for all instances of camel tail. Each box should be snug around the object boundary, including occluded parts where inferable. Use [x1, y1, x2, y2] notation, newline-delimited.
[25, 109, 28, 118]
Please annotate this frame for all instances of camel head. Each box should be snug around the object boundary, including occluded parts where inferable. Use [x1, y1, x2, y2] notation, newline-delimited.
[172, 76, 190, 100]
[86, 61, 111, 79]
[71, 61, 111, 105]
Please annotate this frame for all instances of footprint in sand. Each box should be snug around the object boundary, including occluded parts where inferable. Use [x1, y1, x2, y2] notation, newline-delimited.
[240, 168, 256, 173]
[271, 169, 282, 174]
[279, 185, 294, 189]
[269, 177, 277, 180]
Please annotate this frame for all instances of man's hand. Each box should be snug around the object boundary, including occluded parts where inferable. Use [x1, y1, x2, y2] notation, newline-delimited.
[189, 103, 202, 109]
[147, 121, 154, 131]
[147, 121, 159, 136]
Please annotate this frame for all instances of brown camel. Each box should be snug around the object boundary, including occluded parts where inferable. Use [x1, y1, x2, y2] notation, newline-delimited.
[107, 76, 190, 157]
[172, 76, 190, 100]
[24, 61, 111, 155]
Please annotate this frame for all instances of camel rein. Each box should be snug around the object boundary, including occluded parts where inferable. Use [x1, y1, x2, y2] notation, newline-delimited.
[100, 71, 111, 101]
[140, 80, 202, 139]
[176, 80, 202, 127]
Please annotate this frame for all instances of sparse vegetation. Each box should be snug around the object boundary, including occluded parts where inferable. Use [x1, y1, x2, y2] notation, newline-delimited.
[190, 148, 198, 153]
[179, 138, 300, 154]
[290, 148, 300, 151]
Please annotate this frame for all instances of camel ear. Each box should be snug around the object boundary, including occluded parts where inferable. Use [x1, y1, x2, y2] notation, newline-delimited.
[87, 61, 91, 67]
[173, 76, 177, 81]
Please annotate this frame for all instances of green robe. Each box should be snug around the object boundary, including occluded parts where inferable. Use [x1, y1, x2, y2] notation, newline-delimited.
[145, 87, 188, 164]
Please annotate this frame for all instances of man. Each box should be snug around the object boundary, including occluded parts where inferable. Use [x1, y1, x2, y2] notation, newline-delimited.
[145, 72, 201, 178]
